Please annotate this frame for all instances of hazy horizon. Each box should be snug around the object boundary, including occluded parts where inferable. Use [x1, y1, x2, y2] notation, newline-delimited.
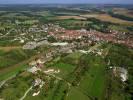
[0, 0, 133, 4]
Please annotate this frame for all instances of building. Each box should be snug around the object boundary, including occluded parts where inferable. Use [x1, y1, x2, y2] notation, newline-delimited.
[23, 42, 37, 50]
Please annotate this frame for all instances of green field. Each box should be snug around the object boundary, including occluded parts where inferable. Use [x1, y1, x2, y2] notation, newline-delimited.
[0, 45, 132, 100]
[45, 52, 108, 100]
[0, 49, 32, 69]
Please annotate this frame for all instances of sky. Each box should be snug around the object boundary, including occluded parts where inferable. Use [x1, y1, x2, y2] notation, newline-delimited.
[0, 0, 133, 4]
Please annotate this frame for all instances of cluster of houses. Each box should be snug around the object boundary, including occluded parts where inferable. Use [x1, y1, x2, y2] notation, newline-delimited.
[47, 26, 133, 47]
[1, 21, 131, 48]
[27, 58, 45, 73]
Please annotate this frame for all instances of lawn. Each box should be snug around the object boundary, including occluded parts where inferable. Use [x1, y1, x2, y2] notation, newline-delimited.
[54, 62, 76, 77]
[78, 55, 107, 100]
[66, 87, 90, 100]
[62, 51, 83, 65]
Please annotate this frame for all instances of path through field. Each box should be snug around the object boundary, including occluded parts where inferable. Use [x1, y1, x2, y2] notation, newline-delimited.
[0, 46, 22, 51]
[20, 86, 33, 100]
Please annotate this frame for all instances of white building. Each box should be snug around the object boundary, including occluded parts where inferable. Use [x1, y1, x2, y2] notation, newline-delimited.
[27, 67, 41, 73]
[51, 42, 68, 46]
[23, 42, 37, 50]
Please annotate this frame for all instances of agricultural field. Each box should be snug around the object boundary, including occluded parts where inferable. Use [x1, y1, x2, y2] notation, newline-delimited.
[80, 14, 133, 25]
[112, 8, 133, 18]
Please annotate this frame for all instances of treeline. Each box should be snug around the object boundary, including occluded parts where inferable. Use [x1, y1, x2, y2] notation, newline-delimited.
[109, 11, 133, 21]
[86, 18, 115, 33]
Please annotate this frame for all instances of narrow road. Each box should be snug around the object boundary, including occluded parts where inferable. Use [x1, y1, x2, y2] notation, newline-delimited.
[0, 28, 14, 38]
[20, 86, 33, 100]
[0, 75, 16, 88]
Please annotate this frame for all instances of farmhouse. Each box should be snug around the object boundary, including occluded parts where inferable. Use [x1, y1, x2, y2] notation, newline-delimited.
[34, 78, 42, 86]
[27, 66, 41, 73]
